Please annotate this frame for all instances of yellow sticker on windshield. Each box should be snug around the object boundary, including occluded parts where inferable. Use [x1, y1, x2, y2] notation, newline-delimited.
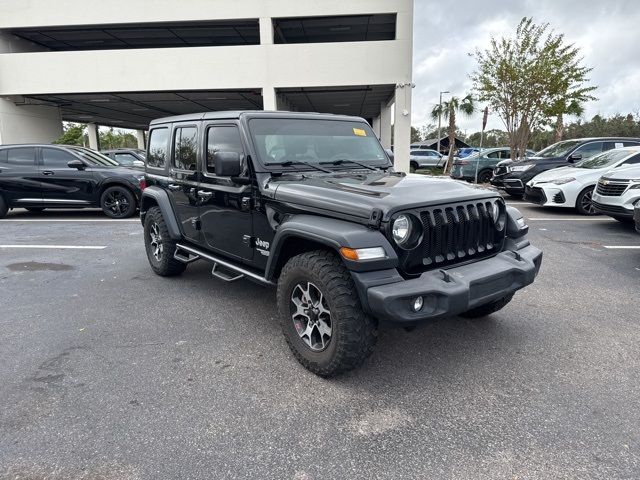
[353, 128, 367, 137]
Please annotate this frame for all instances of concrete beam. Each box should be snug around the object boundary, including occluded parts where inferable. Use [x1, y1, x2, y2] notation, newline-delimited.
[262, 86, 277, 111]
[259, 17, 273, 45]
[392, 84, 412, 173]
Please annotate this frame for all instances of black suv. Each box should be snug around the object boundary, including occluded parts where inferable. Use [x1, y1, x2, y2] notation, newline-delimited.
[0, 144, 145, 218]
[140, 111, 543, 376]
[491, 138, 640, 197]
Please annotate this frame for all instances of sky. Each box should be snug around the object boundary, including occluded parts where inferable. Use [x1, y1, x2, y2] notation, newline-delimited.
[411, 0, 640, 135]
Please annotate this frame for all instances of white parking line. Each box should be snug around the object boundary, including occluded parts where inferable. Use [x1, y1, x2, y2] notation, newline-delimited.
[526, 217, 615, 221]
[0, 219, 138, 222]
[0, 245, 107, 250]
[603, 246, 640, 250]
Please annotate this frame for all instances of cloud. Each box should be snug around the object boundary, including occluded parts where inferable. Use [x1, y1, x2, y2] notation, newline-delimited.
[411, 0, 640, 134]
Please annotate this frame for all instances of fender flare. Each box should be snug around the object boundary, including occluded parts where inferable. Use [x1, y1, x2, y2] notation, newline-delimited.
[265, 214, 398, 281]
[140, 186, 182, 240]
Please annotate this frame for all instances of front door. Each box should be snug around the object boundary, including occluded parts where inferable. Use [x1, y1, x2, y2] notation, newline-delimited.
[39, 147, 96, 206]
[198, 122, 253, 261]
[166, 124, 201, 244]
[0, 146, 42, 206]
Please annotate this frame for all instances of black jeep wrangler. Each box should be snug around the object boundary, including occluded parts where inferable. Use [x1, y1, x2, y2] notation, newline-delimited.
[140, 111, 542, 376]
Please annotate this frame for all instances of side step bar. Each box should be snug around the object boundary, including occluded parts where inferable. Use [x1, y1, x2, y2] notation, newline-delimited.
[174, 243, 274, 286]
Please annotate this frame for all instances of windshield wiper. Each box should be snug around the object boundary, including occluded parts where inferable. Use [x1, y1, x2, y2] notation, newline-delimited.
[269, 160, 332, 173]
[319, 159, 379, 171]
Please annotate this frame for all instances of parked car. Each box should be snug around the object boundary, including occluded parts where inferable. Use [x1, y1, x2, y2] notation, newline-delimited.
[451, 147, 536, 183]
[491, 138, 640, 198]
[101, 148, 146, 168]
[592, 164, 640, 222]
[140, 110, 542, 376]
[409, 149, 444, 171]
[0, 144, 145, 219]
[457, 147, 480, 158]
[524, 147, 640, 215]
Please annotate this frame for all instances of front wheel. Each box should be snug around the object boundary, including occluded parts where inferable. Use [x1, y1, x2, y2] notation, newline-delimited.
[460, 293, 514, 319]
[575, 187, 598, 215]
[477, 170, 492, 184]
[277, 250, 377, 377]
[100, 186, 136, 218]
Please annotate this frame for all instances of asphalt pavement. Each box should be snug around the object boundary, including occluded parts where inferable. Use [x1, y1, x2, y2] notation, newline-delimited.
[1, 203, 639, 480]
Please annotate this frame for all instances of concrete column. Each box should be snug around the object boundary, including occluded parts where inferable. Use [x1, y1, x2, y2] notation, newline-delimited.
[136, 130, 146, 150]
[0, 97, 62, 144]
[392, 84, 412, 173]
[259, 17, 274, 44]
[87, 123, 99, 150]
[379, 102, 392, 149]
[372, 116, 381, 138]
[262, 86, 277, 111]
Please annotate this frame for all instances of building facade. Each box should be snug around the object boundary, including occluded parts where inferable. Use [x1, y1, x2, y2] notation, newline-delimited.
[0, 0, 413, 170]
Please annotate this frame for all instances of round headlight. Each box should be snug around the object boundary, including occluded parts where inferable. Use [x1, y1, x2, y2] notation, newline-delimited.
[392, 215, 411, 245]
[492, 200, 506, 231]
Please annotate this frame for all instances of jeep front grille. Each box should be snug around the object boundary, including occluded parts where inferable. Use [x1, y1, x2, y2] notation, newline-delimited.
[596, 179, 629, 196]
[417, 200, 504, 269]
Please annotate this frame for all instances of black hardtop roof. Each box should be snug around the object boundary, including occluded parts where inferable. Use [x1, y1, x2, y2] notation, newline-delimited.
[149, 110, 367, 126]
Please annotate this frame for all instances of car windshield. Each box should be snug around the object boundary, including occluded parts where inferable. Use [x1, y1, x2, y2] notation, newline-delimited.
[536, 140, 583, 158]
[68, 147, 119, 166]
[248, 118, 389, 167]
[575, 149, 640, 169]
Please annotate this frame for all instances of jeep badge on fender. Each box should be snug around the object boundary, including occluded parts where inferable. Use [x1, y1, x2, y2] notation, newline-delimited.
[139, 111, 543, 377]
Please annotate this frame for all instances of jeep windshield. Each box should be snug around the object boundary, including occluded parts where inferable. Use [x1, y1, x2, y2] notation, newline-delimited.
[536, 140, 583, 158]
[248, 118, 390, 169]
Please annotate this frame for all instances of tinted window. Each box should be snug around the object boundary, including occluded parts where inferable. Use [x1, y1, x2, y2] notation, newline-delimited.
[114, 153, 139, 166]
[148, 128, 168, 169]
[623, 141, 640, 147]
[173, 127, 198, 171]
[206, 126, 243, 174]
[487, 151, 500, 159]
[604, 141, 625, 150]
[42, 147, 77, 167]
[621, 153, 640, 165]
[7, 147, 36, 166]
[574, 142, 603, 159]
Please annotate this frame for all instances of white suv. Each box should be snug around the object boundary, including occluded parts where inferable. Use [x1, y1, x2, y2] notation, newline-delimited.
[592, 164, 640, 221]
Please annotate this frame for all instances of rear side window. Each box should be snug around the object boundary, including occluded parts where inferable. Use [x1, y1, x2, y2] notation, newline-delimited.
[623, 141, 640, 147]
[147, 128, 168, 169]
[41, 147, 77, 167]
[7, 147, 36, 166]
[574, 142, 603, 159]
[173, 126, 198, 171]
[206, 126, 243, 174]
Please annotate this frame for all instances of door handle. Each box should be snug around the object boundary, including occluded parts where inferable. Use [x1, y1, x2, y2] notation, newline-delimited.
[167, 184, 181, 191]
[42, 170, 54, 176]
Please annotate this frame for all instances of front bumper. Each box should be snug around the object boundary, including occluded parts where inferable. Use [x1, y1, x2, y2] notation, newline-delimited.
[352, 244, 542, 325]
[592, 190, 638, 218]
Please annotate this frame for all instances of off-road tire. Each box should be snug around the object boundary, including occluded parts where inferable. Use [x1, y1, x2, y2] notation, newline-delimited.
[144, 206, 186, 276]
[575, 187, 598, 215]
[277, 250, 377, 377]
[100, 185, 137, 218]
[460, 293, 514, 319]
[0, 195, 8, 218]
[25, 207, 45, 213]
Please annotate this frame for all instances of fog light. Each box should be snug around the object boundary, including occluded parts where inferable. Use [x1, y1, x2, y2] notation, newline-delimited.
[412, 296, 424, 312]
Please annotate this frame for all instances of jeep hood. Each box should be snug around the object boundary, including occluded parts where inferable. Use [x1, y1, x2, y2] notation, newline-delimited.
[269, 171, 498, 221]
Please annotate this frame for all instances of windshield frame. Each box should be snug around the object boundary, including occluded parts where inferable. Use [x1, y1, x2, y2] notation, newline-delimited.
[244, 115, 391, 172]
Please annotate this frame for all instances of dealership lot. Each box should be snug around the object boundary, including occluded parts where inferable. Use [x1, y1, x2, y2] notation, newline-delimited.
[1, 202, 639, 479]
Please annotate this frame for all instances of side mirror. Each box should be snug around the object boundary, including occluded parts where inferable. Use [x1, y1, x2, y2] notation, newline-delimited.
[568, 153, 582, 163]
[212, 151, 241, 177]
[68, 159, 85, 170]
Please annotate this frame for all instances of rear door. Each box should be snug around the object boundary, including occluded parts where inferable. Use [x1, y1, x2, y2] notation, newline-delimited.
[39, 147, 96, 206]
[0, 146, 42, 206]
[198, 122, 253, 261]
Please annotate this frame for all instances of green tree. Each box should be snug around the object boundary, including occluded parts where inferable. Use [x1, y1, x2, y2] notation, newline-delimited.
[53, 123, 86, 145]
[99, 127, 138, 149]
[410, 126, 422, 143]
[431, 94, 475, 172]
[471, 17, 596, 160]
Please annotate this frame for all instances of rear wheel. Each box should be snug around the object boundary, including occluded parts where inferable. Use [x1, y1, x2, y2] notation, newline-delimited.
[143, 206, 186, 276]
[0, 196, 7, 219]
[477, 170, 492, 184]
[100, 186, 136, 218]
[460, 293, 514, 319]
[277, 250, 377, 377]
[575, 187, 598, 215]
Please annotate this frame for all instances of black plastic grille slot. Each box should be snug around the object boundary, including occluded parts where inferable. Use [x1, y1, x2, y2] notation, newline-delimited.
[419, 201, 501, 268]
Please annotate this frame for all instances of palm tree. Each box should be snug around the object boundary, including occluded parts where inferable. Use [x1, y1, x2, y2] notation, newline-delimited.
[431, 94, 475, 173]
